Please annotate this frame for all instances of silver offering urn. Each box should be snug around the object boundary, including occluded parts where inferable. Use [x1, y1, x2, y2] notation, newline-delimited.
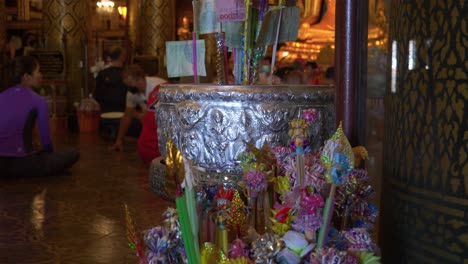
[154, 84, 335, 186]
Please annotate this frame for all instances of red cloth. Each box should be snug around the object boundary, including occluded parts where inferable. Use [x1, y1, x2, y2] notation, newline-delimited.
[137, 83, 166, 166]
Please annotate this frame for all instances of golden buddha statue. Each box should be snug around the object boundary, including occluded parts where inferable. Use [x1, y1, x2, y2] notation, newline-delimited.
[279, 0, 387, 63]
[177, 16, 192, 41]
[297, 0, 335, 43]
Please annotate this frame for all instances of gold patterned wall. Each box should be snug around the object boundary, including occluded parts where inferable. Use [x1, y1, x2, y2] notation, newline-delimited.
[0, 0, 5, 90]
[381, 0, 467, 263]
[0, 0, 5, 43]
[43, 0, 87, 106]
[140, 0, 175, 73]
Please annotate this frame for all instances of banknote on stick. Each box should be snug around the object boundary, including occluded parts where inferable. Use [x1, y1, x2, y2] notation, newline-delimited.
[166, 40, 207, 78]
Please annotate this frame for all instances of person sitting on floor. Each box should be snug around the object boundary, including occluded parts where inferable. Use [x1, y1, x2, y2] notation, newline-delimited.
[109, 64, 167, 166]
[0, 56, 80, 177]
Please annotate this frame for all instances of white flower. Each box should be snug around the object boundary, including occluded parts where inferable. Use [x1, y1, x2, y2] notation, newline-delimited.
[281, 230, 316, 257]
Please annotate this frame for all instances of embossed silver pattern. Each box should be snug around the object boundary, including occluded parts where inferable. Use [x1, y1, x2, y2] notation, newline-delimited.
[156, 84, 335, 180]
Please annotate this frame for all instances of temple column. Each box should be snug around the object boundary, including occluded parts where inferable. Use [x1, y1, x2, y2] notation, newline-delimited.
[334, 0, 368, 146]
[0, 0, 6, 90]
[126, 0, 139, 57]
[381, 1, 467, 263]
[0, 0, 6, 56]
[0, 0, 5, 43]
[140, 0, 175, 76]
[43, 0, 87, 106]
[0, 0, 6, 59]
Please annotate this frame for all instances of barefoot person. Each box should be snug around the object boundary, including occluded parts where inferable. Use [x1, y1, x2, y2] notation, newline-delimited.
[109, 64, 166, 165]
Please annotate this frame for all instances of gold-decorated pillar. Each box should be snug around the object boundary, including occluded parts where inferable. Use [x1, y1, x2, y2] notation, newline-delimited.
[127, 0, 139, 54]
[0, 0, 5, 43]
[43, 0, 87, 106]
[0, 0, 6, 55]
[381, 0, 467, 263]
[0, 0, 7, 90]
[140, 0, 175, 76]
[0, 0, 6, 56]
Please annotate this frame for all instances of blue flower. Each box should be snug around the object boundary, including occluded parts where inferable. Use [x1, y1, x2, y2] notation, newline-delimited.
[330, 153, 351, 185]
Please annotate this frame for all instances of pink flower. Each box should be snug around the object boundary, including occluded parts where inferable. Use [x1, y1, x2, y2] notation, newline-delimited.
[301, 194, 324, 215]
[243, 170, 267, 193]
[302, 109, 318, 123]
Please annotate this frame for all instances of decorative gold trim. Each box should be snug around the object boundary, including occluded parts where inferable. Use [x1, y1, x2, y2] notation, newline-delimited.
[388, 178, 468, 207]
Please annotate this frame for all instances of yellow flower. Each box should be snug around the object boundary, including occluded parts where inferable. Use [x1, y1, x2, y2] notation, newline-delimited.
[218, 257, 249, 264]
[273, 175, 291, 195]
[269, 208, 296, 236]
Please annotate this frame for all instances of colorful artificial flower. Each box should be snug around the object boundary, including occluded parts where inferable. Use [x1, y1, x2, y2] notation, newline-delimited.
[270, 207, 295, 236]
[219, 256, 250, 264]
[242, 169, 267, 197]
[289, 118, 310, 150]
[302, 108, 319, 123]
[137, 121, 382, 264]
[229, 238, 249, 259]
[342, 228, 373, 252]
[301, 193, 324, 215]
[214, 187, 234, 208]
[355, 251, 381, 264]
[275, 207, 292, 224]
[281, 230, 316, 257]
[291, 191, 325, 233]
[335, 168, 378, 230]
[329, 153, 351, 185]
[238, 152, 256, 173]
[272, 145, 293, 168]
[292, 213, 322, 234]
[251, 233, 284, 264]
[273, 174, 291, 195]
[283, 155, 299, 182]
[277, 248, 301, 264]
[144, 225, 185, 264]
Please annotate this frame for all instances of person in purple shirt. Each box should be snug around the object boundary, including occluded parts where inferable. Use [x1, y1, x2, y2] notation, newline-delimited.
[0, 56, 79, 177]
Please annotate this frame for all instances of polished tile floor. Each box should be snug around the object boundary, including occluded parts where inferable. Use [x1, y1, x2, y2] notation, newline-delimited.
[0, 132, 173, 264]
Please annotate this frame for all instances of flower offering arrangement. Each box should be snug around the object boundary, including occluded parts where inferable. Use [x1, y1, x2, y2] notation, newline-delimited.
[127, 108, 381, 264]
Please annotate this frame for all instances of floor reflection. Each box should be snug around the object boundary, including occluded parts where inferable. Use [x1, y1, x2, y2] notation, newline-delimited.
[0, 133, 173, 263]
[31, 189, 47, 240]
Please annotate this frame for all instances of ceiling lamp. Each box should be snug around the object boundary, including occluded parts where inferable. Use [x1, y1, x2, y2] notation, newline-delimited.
[96, 0, 115, 13]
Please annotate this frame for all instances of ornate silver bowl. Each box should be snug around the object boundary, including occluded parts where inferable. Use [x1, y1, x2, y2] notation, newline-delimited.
[155, 84, 335, 183]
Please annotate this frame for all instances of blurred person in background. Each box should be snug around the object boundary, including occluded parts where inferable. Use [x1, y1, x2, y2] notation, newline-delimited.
[258, 56, 281, 84]
[94, 46, 133, 139]
[109, 64, 167, 166]
[284, 69, 307, 85]
[323, 66, 335, 85]
[304, 61, 322, 85]
[94, 46, 128, 113]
